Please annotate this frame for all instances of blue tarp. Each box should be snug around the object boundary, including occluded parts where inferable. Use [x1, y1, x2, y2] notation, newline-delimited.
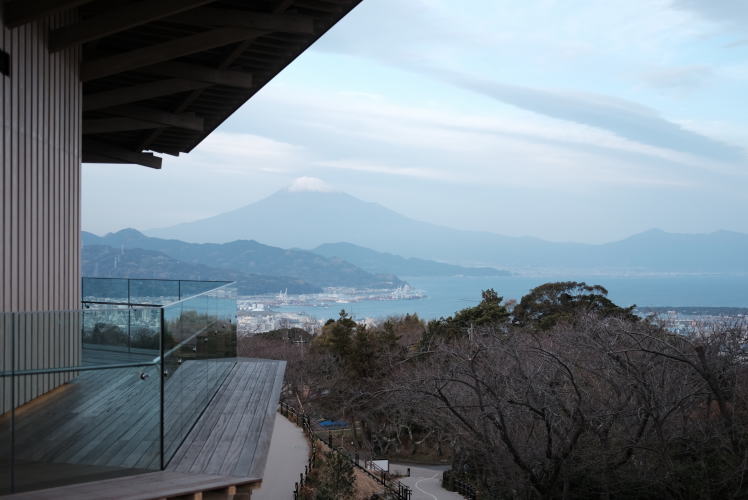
[319, 419, 348, 428]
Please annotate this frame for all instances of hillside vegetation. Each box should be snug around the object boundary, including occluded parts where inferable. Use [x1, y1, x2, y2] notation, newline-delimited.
[242, 282, 748, 499]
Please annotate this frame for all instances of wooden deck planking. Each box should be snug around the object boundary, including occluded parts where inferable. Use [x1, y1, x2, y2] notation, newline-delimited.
[200, 361, 270, 474]
[224, 361, 279, 478]
[159, 360, 235, 466]
[8, 367, 159, 467]
[1, 357, 285, 496]
[212, 365, 274, 475]
[1, 359, 225, 471]
[16, 368, 157, 464]
[166, 360, 261, 473]
[166, 358, 286, 480]
[4, 471, 261, 500]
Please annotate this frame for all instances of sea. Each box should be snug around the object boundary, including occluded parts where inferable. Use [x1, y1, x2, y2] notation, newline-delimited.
[273, 274, 748, 322]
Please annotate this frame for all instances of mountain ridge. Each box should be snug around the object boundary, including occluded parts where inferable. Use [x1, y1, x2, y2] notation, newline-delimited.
[313, 242, 511, 277]
[143, 188, 748, 273]
[82, 244, 321, 294]
[82, 229, 404, 289]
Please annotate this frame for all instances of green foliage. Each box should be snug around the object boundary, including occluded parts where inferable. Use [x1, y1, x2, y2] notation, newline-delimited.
[315, 450, 356, 500]
[512, 281, 638, 330]
[85, 322, 129, 346]
[425, 288, 510, 343]
[314, 310, 358, 359]
[314, 310, 406, 380]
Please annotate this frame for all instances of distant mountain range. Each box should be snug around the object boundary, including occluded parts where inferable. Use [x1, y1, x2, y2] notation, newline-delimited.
[313, 242, 509, 277]
[82, 244, 321, 295]
[145, 187, 748, 273]
[82, 229, 404, 292]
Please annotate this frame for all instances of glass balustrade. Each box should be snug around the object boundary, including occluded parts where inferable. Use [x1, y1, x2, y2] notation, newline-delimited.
[0, 279, 237, 494]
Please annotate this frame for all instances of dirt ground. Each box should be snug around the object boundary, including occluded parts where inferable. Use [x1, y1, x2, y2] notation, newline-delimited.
[354, 468, 385, 499]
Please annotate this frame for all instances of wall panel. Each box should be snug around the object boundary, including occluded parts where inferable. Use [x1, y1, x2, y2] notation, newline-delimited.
[0, 10, 82, 413]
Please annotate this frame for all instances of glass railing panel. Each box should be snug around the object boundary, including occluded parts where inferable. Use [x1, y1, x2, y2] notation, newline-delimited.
[161, 282, 237, 464]
[10, 363, 160, 493]
[82, 278, 129, 305]
[0, 310, 162, 494]
[128, 279, 180, 306]
[1, 280, 237, 490]
[81, 307, 161, 366]
[178, 280, 230, 301]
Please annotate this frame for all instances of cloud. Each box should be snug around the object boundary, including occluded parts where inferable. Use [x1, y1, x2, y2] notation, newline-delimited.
[177, 131, 309, 175]
[287, 176, 333, 192]
[430, 69, 745, 163]
[241, 84, 721, 191]
[672, 0, 748, 26]
[309, 0, 745, 164]
[640, 65, 713, 90]
[313, 159, 462, 182]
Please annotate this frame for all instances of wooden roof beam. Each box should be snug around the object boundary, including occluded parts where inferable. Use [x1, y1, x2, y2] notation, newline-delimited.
[170, 7, 316, 35]
[82, 27, 263, 82]
[83, 139, 162, 169]
[139, 61, 254, 89]
[3, 0, 95, 28]
[138, 0, 296, 153]
[83, 112, 204, 134]
[103, 104, 204, 130]
[83, 117, 162, 134]
[83, 79, 211, 111]
[49, 0, 217, 52]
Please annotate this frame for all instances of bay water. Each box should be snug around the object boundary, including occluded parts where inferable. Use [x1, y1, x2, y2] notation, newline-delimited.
[275, 274, 748, 321]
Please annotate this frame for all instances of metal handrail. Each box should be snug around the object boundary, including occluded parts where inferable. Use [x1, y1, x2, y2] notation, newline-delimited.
[157, 280, 235, 308]
[82, 277, 232, 283]
[82, 300, 164, 307]
[0, 360, 158, 377]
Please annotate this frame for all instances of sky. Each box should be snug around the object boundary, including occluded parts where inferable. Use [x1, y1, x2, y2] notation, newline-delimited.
[83, 0, 748, 244]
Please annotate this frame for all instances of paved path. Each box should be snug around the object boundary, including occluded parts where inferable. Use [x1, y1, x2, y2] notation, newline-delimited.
[252, 414, 310, 500]
[390, 463, 464, 500]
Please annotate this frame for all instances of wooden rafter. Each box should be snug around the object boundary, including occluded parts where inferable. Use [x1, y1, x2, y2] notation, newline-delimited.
[83, 117, 163, 134]
[81, 27, 263, 82]
[138, 0, 297, 152]
[49, 0, 216, 52]
[169, 7, 316, 35]
[138, 61, 253, 89]
[103, 105, 204, 131]
[83, 79, 211, 111]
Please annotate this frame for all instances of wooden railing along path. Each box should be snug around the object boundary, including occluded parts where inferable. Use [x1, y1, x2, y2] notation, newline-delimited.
[279, 402, 412, 500]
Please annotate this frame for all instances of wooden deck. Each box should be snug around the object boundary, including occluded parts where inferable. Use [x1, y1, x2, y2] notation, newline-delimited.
[1, 357, 286, 497]
[4, 471, 260, 500]
[167, 359, 285, 479]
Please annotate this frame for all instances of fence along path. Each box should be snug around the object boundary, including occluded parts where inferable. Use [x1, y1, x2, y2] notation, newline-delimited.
[279, 402, 413, 500]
